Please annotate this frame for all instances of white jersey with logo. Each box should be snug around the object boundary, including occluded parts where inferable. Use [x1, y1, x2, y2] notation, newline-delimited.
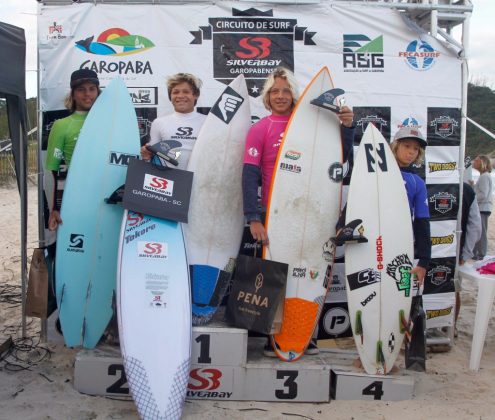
[149, 111, 207, 169]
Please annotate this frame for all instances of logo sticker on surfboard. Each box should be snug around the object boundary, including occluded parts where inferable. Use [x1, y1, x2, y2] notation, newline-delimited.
[347, 268, 380, 291]
[138, 241, 168, 259]
[211, 86, 244, 124]
[386, 254, 412, 297]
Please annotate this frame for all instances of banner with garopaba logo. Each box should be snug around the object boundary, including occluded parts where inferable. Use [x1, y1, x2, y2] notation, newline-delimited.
[38, 1, 461, 334]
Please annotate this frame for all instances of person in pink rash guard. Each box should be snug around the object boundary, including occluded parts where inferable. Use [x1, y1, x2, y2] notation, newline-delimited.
[242, 67, 355, 246]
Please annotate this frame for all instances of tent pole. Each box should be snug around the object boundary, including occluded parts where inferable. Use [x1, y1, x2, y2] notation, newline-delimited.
[20, 119, 27, 338]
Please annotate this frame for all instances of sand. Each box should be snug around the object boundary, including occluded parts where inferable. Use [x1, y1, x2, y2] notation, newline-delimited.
[1, 182, 494, 420]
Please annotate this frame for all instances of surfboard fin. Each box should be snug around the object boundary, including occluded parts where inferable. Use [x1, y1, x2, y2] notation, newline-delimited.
[400, 310, 412, 342]
[377, 340, 385, 367]
[310, 88, 346, 114]
[146, 141, 180, 167]
[105, 184, 125, 204]
[330, 219, 368, 247]
[355, 310, 363, 344]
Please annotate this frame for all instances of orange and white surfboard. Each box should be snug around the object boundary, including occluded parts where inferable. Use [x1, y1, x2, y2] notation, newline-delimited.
[264, 67, 343, 361]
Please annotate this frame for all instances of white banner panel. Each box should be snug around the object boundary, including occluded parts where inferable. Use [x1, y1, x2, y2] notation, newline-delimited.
[423, 292, 455, 329]
[430, 219, 457, 259]
[39, 2, 462, 116]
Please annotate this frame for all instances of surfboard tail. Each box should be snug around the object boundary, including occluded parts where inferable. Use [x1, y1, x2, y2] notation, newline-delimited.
[273, 297, 319, 360]
[191, 265, 231, 325]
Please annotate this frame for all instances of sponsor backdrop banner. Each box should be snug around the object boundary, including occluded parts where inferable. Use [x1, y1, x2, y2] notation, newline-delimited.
[39, 2, 462, 334]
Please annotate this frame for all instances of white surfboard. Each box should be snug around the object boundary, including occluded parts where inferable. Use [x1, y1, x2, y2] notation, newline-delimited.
[345, 123, 414, 375]
[117, 210, 191, 419]
[264, 67, 343, 361]
[184, 74, 251, 324]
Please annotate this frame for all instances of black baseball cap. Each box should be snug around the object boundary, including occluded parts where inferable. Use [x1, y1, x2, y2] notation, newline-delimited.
[70, 69, 100, 89]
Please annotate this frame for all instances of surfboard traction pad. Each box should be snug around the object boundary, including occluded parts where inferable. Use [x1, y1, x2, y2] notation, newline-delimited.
[272, 295, 326, 361]
[124, 355, 190, 419]
[191, 265, 232, 326]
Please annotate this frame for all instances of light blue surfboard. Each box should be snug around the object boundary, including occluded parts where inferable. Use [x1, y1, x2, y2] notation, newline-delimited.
[56, 77, 140, 348]
[117, 210, 191, 419]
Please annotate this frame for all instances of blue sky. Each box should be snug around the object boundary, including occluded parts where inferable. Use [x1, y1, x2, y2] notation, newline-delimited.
[1, 0, 494, 98]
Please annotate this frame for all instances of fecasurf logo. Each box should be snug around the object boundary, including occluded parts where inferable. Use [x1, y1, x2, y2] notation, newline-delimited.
[398, 117, 422, 130]
[343, 34, 384, 72]
[76, 28, 154, 75]
[189, 8, 316, 97]
[399, 40, 440, 71]
[67, 234, 84, 253]
[138, 241, 167, 259]
[143, 174, 174, 196]
[430, 115, 459, 138]
[109, 152, 139, 166]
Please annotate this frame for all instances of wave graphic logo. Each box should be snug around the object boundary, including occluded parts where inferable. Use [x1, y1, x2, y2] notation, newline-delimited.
[400, 40, 440, 71]
[75, 27, 154, 56]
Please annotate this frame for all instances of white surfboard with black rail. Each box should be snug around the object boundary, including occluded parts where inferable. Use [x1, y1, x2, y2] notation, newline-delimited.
[345, 123, 414, 375]
[184, 74, 251, 325]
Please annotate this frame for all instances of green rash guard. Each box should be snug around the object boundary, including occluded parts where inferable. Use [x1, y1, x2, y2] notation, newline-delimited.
[45, 112, 88, 170]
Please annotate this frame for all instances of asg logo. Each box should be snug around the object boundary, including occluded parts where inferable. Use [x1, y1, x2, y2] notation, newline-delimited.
[343, 34, 384, 72]
[75, 28, 154, 57]
[109, 152, 139, 166]
[323, 307, 350, 336]
[138, 241, 167, 259]
[400, 40, 440, 71]
[127, 211, 144, 227]
[236, 37, 271, 58]
[188, 368, 222, 390]
[143, 174, 174, 196]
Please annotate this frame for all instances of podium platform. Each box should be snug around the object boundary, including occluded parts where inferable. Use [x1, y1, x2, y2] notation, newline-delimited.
[73, 321, 414, 402]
